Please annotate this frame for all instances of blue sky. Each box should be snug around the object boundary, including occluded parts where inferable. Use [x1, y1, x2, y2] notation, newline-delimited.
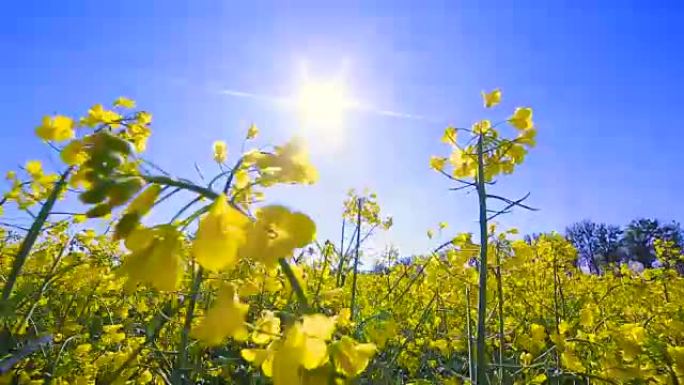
[2, 1, 683, 260]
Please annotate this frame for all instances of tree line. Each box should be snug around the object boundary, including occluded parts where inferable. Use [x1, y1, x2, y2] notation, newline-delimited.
[565, 218, 683, 274]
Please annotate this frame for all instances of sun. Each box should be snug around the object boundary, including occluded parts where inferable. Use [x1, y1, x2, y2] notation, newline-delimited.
[295, 78, 352, 129]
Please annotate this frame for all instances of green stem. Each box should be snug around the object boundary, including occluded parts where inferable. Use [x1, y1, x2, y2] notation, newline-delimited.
[313, 244, 331, 309]
[335, 219, 346, 287]
[475, 133, 489, 384]
[349, 198, 363, 320]
[279, 259, 309, 313]
[173, 266, 204, 385]
[466, 286, 475, 383]
[552, 249, 561, 369]
[141, 175, 218, 200]
[1, 167, 72, 303]
[495, 246, 505, 384]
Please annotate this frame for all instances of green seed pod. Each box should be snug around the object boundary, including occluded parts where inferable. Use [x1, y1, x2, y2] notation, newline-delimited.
[107, 177, 144, 206]
[101, 132, 133, 155]
[113, 212, 141, 240]
[88, 151, 123, 174]
[85, 202, 112, 218]
[79, 180, 114, 204]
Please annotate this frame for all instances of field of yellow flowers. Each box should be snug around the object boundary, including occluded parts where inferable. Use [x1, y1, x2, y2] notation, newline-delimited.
[0, 92, 682, 385]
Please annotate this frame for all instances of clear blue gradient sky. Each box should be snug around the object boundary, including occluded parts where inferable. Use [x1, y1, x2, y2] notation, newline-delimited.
[2, 1, 683, 260]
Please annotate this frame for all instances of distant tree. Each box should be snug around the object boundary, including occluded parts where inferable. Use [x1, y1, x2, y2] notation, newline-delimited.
[622, 219, 683, 267]
[371, 261, 389, 274]
[524, 233, 543, 245]
[398, 255, 414, 266]
[565, 220, 622, 274]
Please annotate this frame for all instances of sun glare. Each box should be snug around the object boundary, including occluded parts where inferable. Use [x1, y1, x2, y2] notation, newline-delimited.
[295, 79, 351, 129]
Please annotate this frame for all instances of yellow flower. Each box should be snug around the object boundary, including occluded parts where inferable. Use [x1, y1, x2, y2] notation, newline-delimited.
[240, 205, 316, 268]
[234, 169, 250, 189]
[301, 314, 336, 341]
[429, 156, 446, 171]
[247, 123, 259, 139]
[256, 139, 318, 185]
[561, 349, 585, 373]
[73, 214, 88, 223]
[126, 184, 161, 217]
[137, 111, 152, 125]
[509, 107, 534, 130]
[517, 127, 537, 147]
[193, 194, 249, 272]
[579, 306, 594, 328]
[113, 97, 136, 109]
[25, 160, 43, 177]
[213, 140, 227, 163]
[81, 104, 122, 127]
[75, 343, 92, 355]
[102, 324, 122, 334]
[616, 323, 645, 361]
[252, 311, 281, 345]
[530, 323, 546, 342]
[35, 115, 75, 142]
[520, 351, 533, 365]
[239, 278, 261, 296]
[331, 336, 376, 378]
[192, 284, 249, 345]
[270, 318, 333, 384]
[60, 140, 87, 165]
[336, 308, 352, 328]
[243, 348, 275, 381]
[441, 126, 457, 144]
[120, 225, 184, 291]
[472, 119, 491, 135]
[667, 345, 684, 376]
[136, 369, 153, 384]
[482, 89, 501, 108]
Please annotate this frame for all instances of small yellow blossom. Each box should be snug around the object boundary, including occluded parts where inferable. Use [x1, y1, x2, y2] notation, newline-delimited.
[113, 97, 136, 109]
[35, 115, 75, 142]
[25, 160, 43, 177]
[482, 88, 502, 108]
[213, 140, 227, 163]
[247, 123, 259, 139]
[509, 107, 534, 130]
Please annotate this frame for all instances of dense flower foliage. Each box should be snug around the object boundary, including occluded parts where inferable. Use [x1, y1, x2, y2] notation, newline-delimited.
[0, 94, 681, 385]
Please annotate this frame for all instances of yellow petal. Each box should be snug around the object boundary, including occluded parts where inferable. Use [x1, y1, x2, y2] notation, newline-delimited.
[193, 195, 249, 272]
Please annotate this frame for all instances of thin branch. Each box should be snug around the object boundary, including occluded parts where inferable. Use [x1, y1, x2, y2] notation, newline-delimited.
[486, 193, 538, 211]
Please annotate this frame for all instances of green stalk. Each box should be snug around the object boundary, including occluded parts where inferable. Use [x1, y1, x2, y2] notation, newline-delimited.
[141, 175, 218, 200]
[475, 133, 489, 384]
[552, 249, 561, 370]
[313, 244, 331, 309]
[466, 286, 475, 383]
[173, 266, 204, 385]
[335, 219, 346, 287]
[495, 246, 505, 384]
[279, 258, 309, 313]
[350, 198, 362, 321]
[1, 167, 72, 303]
